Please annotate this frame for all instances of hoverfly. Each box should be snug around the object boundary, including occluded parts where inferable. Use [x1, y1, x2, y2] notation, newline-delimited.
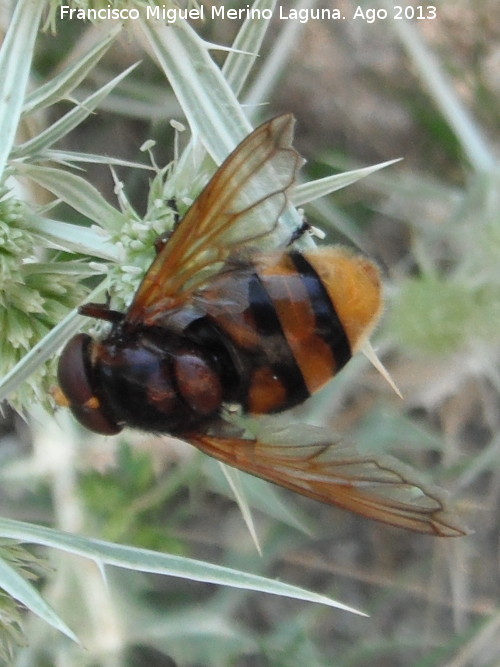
[57, 115, 464, 536]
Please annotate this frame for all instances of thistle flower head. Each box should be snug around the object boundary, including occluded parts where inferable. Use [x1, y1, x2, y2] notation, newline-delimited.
[0, 187, 87, 409]
[91, 155, 186, 313]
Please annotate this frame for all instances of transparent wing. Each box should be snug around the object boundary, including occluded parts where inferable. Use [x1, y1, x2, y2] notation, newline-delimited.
[189, 433, 466, 537]
[126, 114, 304, 324]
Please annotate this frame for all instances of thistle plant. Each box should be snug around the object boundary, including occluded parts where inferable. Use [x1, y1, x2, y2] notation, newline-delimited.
[2, 0, 494, 662]
[0, 0, 396, 411]
[0, 0, 404, 659]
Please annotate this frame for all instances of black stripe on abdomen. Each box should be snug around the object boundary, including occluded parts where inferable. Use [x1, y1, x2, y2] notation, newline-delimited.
[289, 251, 352, 371]
[247, 272, 309, 410]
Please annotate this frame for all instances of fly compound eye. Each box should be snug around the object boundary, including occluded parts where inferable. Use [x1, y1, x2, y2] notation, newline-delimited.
[57, 333, 122, 435]
[58, 334, 94, 406]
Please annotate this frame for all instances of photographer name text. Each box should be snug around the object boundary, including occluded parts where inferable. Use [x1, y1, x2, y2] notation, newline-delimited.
[59, 4, 438, 24]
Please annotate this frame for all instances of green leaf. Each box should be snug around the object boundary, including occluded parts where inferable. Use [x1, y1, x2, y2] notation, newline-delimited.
[0, 517, 365, 617]
[222, 0, 277, 96]
[43, 149, 154, 171]
[0, 0, 44, 176]
[24, 213, 120, 260]
[294, 159, 402, 206]
[135, 17, 304, 239]
[137, 18, 253, 162]
[23, 25, 121, 114]
[15, 163, 128, 232]
[13, 63, 139, 159]
[0, 556, 78, 643]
